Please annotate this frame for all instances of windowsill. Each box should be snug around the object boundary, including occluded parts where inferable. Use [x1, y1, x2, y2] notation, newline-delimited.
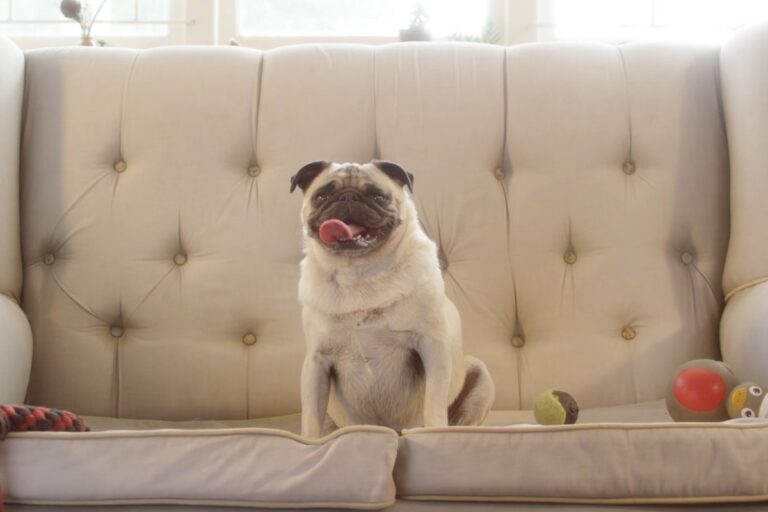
[7, 34, 190, 50]
[232, 35, 399, 50]
[7, 35, 496, 51]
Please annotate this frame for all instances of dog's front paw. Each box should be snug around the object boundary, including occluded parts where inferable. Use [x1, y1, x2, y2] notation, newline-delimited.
[423, 412, 448, 428]
[301, 419, 323, 439]
[301, 428, 321, 439]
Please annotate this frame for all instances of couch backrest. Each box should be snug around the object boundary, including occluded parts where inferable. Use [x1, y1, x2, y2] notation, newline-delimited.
[20, 41, 728, 420]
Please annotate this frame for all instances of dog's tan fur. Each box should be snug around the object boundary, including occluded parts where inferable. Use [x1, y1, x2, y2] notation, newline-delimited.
[294, 161, 494, 437]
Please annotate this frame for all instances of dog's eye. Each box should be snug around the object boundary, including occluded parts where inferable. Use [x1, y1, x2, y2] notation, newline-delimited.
[372, 194, 389, 205]
[313, 193, 329, 204]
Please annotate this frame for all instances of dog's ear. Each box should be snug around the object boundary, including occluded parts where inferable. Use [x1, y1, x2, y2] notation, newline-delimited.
[372, 160, 414, 192]
[290, 161, 330, 193]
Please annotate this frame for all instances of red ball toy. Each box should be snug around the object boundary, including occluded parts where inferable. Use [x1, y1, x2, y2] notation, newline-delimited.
[665, 359, 740, 422]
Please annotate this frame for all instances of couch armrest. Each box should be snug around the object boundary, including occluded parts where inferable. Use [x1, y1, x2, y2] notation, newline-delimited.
[0, 294, 32, 403]
[720, 23, 768, 380]
[0, 36, 30, 403]
[721, 22, 768, 297]
[721, 281, 768, 385]
[0, 36, 24, 299]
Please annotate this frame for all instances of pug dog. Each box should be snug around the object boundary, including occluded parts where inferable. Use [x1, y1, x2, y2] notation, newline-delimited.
[291, 160, 494, 438]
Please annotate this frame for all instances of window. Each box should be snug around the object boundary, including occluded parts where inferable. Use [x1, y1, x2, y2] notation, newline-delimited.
[0, 0, 187, 47]
[235, 0, 489, 40]
[3, 1, 768, 48]
[538, 0, 768, 43]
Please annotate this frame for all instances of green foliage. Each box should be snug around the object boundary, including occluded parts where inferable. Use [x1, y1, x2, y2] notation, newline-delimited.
[448, 20, 501, 44]
[409, 2, 428, 29]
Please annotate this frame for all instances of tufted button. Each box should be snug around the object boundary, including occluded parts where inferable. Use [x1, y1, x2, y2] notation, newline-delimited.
[173, 253, 187, 266]
[113, 159, 127, 173]
[110, 326, 124, 338]
[563, 250, 577, 265]
[511, 336, 525, 348]
[621, 326, 636, 341]
[248, 165, 261, 177]
[493, 168, 505, 180]
[622, 161, 636, 175]
[242, 333, 257, 346]
[681, 252, 693, 265]
[43, 253, 55, 265]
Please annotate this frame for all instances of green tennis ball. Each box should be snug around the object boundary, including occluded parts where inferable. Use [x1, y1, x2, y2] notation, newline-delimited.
[534, 389, 579, 425]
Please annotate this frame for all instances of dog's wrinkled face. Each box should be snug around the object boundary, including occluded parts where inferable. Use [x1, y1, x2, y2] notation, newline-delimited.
[291, 160, 414, 257]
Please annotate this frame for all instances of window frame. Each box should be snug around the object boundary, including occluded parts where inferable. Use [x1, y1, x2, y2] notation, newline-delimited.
[219, 0, 532, 49]
[2, 0, 192, 49]
[534, 0, 767, 44]
[1, 0, 536, 48]
[6, 0, 761, 50]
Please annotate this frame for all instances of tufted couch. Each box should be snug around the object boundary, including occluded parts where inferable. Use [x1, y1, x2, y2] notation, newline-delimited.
[2, 19, 768, 512]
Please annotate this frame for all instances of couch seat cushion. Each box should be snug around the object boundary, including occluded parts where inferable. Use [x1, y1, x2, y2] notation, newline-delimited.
[0, 417, 397, 509]
[396, 400, 768, 505]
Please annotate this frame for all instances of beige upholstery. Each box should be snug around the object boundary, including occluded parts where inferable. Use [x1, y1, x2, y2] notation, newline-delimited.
[1, 425, 398, 508]
[7, 504, 768, 512]
[722, 282, 768, 386]
[0, 295, 33, 403]
[501, 42, 728, 407]
[720, 22, 768, 386]
[5, 401, 768, 507]
[2, 21, 768, 508]
[0, 34, 24, 298]
[397, 420, 768, 504]
[20, 40, 727, 419]
[0, 35, 32, 404]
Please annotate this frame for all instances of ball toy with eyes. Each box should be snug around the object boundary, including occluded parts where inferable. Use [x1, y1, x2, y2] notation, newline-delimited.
[665, 359, 740, 422]
[727, 383, 768, 419]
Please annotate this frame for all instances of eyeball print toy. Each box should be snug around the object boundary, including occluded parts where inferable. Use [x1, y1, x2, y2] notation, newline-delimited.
[665, 359, 740, 422]
[727, 383, 768, 419]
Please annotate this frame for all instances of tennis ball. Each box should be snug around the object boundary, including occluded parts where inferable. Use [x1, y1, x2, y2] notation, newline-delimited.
[534, 389, 579, 425]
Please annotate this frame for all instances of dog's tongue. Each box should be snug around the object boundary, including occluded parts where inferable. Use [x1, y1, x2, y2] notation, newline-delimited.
[319, 219, 365, 245]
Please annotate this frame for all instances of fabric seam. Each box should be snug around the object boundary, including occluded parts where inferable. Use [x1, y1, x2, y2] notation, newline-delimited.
[5, 424, 397, 443]
[397, 494, 768, 505]
[401, 421, 768, 436]
[4, 498, 396, 510]
[724, 276, 768, 301]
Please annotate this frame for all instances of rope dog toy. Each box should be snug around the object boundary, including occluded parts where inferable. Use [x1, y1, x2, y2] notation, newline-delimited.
[0, 405, 88, 510]
[0, 404, 89, 440]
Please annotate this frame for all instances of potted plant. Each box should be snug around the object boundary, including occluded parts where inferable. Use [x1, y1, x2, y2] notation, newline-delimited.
[60, 0, 107, 46]
[399, 3, 431, 42]
[448, 21, 501, 44]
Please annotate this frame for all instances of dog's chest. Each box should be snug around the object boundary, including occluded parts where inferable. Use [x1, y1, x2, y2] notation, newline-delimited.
[323, 296, 425, 370]
[329, 326, 424, 426]
[330, 324, 422, 389]
[333, 325, 417, 367]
